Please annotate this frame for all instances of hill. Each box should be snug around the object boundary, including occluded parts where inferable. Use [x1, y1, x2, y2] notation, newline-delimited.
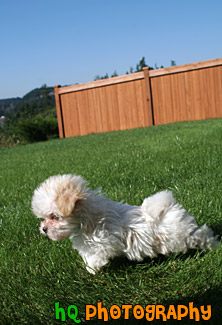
[0, 85, 58, 147]
[0, 85, 55, 117]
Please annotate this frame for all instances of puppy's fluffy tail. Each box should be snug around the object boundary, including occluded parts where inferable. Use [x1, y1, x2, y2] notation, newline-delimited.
[141, 190, 176, 220]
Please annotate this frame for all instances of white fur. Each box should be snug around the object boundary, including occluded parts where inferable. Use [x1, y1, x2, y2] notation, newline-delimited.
[31, 174, 219, 274]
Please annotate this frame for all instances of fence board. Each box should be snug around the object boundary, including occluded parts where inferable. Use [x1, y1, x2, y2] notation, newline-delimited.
[87, 89, 98, 134]
[170, 73, 180, 122]
[214, 65, 222, 117]
[165, 75, 174, 124]
[134, 79, 146, 127]
[192, 70, 202, 120]
[209, 68, 217, 119]
[198, 69, 209, 119]
[127, 81, 138, 127]
[151, 76, 165, 125]
[177, 73, 188, 121]
[92, 87, 103, 133]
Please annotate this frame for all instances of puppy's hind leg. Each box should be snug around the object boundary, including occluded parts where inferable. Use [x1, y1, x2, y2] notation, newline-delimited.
[186, 224, 219, 250]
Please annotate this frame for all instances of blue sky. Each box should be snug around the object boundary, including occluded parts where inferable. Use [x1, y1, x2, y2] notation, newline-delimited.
[0, 0, 221, 99]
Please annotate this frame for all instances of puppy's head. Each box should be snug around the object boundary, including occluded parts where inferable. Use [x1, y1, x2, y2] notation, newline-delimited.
[31, 174, 88, 241]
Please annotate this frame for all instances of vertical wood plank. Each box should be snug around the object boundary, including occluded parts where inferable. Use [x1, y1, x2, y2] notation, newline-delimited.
[198, 69, 209, 119]
[213, 65, 222, 117]
[134, 80, 144, 127]
[141, 78, 149, 127]
[177, 73, 188, 121]
[111, 84, 121, 131]
[163, 75, 173, 124]
[87, 88, 98, 134]
[97, 86, 108, 132]
[54, 85, 65, 138]
[150, 76, 164, 125]
[170, 73, 180, 122]
[131, 80, 138, 127]
[76, 90, 90, 135]
[65, 92, 81, 137]
[92, 87, 103, 133]
[69, 93, 81, 137]
[184, 71, 194, 121]
[116, 82, 126, 130]
[191, 70, 202, 120]
[207, 67, 217, 118]
[143, 67, 154, 126]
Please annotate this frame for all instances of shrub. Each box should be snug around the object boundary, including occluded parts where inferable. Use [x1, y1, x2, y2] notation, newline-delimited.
[17, 117, 59, 142]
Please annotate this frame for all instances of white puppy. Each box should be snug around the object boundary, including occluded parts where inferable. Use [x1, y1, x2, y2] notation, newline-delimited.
[31, 174, 219, 274]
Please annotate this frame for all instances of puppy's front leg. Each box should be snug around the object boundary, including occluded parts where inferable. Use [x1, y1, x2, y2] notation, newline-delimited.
[82, 253, 109, 274]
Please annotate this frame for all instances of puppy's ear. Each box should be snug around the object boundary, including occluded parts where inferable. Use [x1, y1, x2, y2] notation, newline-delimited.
[56, 190, 80, 217]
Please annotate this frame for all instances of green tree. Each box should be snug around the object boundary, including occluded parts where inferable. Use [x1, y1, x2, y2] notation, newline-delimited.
[135, 57, 148, 72]
[111, 70, 118, 77]
[40, 84, 52, 109]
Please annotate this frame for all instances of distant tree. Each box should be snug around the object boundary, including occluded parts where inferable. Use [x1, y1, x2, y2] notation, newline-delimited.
[16, 103, 36, 119]
[135, 57, 148, 72]
[111, 70, 118, 78]
[94, 56, 166, 80]
[154, 63, 159, 69]
[40, 84, 52, 108]
[103, 73, 109, 79]
[171, 60, 176, 66]
[126, 67, 134, 74]
[94, 75, 101, 81]
[94, 73, 109, 81]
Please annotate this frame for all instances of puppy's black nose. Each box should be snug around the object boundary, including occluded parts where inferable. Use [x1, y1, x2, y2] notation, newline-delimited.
[42, 226, 47, 234]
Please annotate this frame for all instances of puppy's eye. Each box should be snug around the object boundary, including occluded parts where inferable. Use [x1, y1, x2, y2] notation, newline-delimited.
[50, 214, 60, 221]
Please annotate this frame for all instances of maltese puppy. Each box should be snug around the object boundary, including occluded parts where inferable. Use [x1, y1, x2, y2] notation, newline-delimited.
[32, 174, 219, 274]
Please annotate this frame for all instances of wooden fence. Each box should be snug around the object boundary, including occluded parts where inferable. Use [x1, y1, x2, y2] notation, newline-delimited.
[54, 58, 222, 138]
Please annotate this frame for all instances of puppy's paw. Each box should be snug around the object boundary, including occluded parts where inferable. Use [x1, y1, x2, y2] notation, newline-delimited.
[86, 265, 97, 275]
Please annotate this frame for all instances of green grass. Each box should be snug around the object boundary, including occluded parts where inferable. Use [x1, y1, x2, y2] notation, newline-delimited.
[0, 118, 222, 324]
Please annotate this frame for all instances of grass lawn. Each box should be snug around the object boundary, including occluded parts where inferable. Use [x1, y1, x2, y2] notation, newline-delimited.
[0, 118, 222, 324]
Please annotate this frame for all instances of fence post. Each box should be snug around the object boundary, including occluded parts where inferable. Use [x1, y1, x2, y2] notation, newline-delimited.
[54, 85, 65, 138]
[143, 67, 154, 126]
